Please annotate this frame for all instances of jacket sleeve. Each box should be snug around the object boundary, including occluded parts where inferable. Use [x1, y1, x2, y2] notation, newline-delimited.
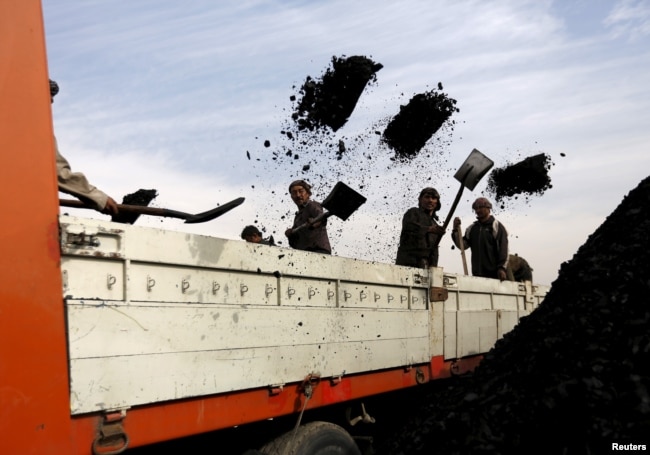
[496, 222, 509, 270]
[55, 137, 109, 211]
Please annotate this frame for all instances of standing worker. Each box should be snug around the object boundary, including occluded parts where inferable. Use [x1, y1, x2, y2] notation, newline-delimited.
[284, 180, 331, 254]
[50, 79, 119, 216]
[395, 187, 446, 268]
[451, 197, 509, 280]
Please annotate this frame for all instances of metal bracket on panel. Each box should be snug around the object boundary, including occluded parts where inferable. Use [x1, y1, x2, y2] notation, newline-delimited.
[413, 272, 429, 285]
[330, 371, 345, 386]
[443, 275, 458, 287]
[269, 384, 285, 396]
[429, 286, 449, 302]
[92, 409, 129, 455]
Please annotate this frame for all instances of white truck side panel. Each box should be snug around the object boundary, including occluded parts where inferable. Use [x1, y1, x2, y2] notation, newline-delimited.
[59, 216, 548, 415]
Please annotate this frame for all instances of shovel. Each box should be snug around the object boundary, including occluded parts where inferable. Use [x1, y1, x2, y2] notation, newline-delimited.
[433, 148, 494, 246]
[59, 197, 245, 224]
[291, 181, 367, 233]
[457, 221, 469, 275]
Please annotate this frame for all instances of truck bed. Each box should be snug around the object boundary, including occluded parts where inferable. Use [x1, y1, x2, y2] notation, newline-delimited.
[59, 215, 548, 415]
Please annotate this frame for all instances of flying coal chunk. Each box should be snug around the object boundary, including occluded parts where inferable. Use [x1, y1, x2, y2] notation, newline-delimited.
[382, 87, 459, 161]
[486, 153, 554, 205]
[291, 55, 383, 132]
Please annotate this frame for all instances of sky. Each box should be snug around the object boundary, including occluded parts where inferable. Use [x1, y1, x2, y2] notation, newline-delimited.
[43, 0, 650, 286]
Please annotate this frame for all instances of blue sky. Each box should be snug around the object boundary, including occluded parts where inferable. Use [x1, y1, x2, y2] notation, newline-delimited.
[43, 0, 650, 285]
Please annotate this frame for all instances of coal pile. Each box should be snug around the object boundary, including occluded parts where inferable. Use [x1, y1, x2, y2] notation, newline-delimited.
[374, 175, 650, 454]
[486, 153, 553, 206]
[292, 55, 383, 132]
[382, 86, 459, 160]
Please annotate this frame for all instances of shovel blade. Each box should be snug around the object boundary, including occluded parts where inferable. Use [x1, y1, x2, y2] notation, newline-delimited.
[184, 197, 245, 224]
[454, 148, 494, 191]
[321, 182, 367, 221]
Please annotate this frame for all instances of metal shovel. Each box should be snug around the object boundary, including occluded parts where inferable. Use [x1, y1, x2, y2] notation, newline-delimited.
[59, 197, 245, 224]
[292, 181, 367, 233]
[433, 148, 494, 246]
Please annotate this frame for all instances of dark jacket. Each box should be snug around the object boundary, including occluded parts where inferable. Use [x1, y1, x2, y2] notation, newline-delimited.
[452, 216, 509, 278]
[288, 200, 331, 254]
[395, 207, 441, 267]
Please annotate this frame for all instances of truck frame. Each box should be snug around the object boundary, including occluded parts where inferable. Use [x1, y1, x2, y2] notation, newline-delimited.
[0, 3, 548, 454]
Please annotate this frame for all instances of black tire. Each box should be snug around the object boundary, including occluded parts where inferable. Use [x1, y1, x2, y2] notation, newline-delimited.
[260, 421, 361, 455]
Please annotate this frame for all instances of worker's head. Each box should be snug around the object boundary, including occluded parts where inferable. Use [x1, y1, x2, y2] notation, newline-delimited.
[418, 187, 441, 212]
[289, 180, 312, 206]
[472, 197, 492, 220]
[49, 79, 59, 103]
[241, 225, 262, 243]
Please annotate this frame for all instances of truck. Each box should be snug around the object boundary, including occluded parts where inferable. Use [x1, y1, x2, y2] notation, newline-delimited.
[0, 3, 549, 454]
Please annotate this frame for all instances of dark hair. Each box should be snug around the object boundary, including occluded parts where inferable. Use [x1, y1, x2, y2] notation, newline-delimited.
[471, 197, 492, 210]
[288, 180, 312, 195]
[419, 187, 441, 212]
[49, 79, 59, 98]
[241, 225, 261, 239]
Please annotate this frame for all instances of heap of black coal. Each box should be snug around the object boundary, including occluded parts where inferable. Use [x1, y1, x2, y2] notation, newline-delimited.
[374, 175, 650, 454]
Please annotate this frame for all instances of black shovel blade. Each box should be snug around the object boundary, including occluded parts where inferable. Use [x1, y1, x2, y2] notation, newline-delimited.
[184, 197, 245, 224]
[321, 181, 367, 221]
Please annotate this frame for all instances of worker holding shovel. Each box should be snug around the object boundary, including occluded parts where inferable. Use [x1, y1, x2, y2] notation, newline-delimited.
[50, 79, 119, 216]
[395, 187, 446, 268]
[451, 197, 509, 281]
[285, 180, 332, 254]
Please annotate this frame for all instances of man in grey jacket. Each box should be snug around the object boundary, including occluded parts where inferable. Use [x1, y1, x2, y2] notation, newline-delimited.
[451, 197, 509, 280]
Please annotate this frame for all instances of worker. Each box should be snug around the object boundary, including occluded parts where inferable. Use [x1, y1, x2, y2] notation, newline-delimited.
[395, 187, 446, 268]
[451, 197, 509, 281]
[50, 79, 119, 216]
[506, 254, 533, 282]
[241, 225, 275, 246]
[284, 180, 331, 254]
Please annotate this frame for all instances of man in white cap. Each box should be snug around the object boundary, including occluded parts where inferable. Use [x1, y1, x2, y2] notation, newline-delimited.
[451, 197, 509, 280]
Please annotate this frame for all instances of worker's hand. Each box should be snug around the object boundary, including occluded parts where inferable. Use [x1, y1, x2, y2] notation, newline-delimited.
[453, 217, 461, 229]
[102, 197, 119, 216]
[285, 228, 293, 238]
[307, 217, 322, 229]
[497, 268, 507, 281]
[428, 224, 445, 235]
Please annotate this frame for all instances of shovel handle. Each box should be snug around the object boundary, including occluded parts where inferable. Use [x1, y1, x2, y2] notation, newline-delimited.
[60, 199, 191, 219]
[291, 211, 331, 234]
[457, 223, 469, 275]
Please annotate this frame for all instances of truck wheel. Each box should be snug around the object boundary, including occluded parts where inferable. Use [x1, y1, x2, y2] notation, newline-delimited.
[260, 421, 360, 455]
